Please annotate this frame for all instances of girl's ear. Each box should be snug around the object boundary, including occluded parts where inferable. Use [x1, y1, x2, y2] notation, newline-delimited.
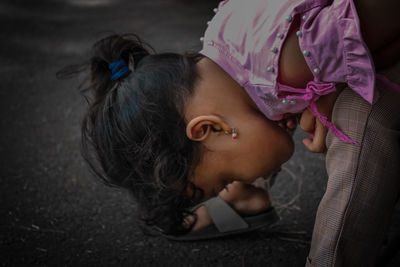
[186, 115, 230, 142]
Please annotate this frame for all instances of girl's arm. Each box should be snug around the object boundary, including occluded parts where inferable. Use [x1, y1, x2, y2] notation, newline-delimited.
[278, 19, 339, 153]
[299, 87, 344, 153]
[279, 0, 400, 153]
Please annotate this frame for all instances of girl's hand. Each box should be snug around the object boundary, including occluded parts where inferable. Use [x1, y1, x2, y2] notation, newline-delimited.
[277, 114, 298, 135]
[299, 109, 328, 153]
[299, 86, 344, 153]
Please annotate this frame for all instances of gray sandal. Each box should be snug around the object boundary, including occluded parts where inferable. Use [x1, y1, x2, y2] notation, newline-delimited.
[164, 195, 279, 241]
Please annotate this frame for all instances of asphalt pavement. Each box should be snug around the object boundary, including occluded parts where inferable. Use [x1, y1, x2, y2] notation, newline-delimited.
[1, 0, 399, 266]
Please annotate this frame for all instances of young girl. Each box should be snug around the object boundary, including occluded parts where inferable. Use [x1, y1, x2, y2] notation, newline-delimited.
[80, 0, 400, 262]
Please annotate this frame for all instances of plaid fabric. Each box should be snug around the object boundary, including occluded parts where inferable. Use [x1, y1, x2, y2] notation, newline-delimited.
[306, 72, 400, 266]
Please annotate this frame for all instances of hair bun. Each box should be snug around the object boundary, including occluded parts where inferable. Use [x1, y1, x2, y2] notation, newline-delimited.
[89, 34, 154, 96]
[94, 33, 152, 67]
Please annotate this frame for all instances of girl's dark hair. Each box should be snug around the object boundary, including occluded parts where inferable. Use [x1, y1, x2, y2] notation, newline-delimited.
[79, 34, 204, 235]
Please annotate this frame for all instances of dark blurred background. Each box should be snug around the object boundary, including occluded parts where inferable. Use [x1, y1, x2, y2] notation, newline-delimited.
[0, 0, 398, 266]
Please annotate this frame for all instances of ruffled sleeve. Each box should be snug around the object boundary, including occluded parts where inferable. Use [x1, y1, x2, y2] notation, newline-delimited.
[299, 0, 377, 104]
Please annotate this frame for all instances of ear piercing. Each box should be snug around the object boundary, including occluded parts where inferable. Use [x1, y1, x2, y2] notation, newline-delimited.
[225, 128, 238, 140]
[231, 128, 238, 139]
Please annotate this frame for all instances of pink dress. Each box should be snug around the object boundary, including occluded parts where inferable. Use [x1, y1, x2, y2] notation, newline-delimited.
[200, 0, 377, 144]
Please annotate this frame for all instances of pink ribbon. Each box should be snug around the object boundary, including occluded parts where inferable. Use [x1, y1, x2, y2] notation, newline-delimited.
[279, 79, 336, 102]
[376, 73, 400, 94]
[277, 74, 400, 146]
[308, 101, 359, 145]
[278, 79, 359, 145]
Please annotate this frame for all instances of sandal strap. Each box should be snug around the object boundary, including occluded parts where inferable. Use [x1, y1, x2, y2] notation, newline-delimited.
[202, 196, 249, 232]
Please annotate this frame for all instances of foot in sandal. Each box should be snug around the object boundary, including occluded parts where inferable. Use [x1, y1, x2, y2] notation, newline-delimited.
[164, 180, 279, 241]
